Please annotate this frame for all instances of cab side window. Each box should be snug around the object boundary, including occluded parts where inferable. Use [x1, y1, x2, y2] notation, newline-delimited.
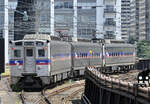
[14, 50, 21, 57]
[38, 49, 45, 57]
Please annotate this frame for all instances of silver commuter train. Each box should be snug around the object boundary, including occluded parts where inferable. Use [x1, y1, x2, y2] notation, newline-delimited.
[9, 34, 136, 88]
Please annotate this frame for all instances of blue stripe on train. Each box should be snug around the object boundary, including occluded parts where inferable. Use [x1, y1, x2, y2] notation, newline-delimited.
[36, 59, 51, 64]
[9, 60, 23, 65]
[9, 60, 50, 65]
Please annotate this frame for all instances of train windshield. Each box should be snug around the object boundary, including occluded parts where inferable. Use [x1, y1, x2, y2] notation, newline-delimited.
[26, 49, 33, 57]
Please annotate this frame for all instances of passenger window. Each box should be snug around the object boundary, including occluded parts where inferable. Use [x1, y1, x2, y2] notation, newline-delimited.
[86, 53, 88, 57]
[14, 50, 21, 57]
[26, 49, 33, 57]
[109, 53, 111, 56]
[38, 49, 45, 57]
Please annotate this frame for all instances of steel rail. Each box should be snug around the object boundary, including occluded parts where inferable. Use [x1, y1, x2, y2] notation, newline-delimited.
[63, 87, 84, 104]
[19, 91, 25, 104]
[35, 82, 85, 104]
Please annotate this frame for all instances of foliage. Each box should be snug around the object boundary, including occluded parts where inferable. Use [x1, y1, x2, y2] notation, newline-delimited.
[136, 40, 150, 58]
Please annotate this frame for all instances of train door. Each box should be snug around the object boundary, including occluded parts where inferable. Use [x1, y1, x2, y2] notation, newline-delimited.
[24, 47, 36, 73]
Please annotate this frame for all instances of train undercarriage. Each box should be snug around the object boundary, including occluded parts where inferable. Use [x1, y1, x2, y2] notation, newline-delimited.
[10, 65, 135, 90]
[10, 69, 84, 90]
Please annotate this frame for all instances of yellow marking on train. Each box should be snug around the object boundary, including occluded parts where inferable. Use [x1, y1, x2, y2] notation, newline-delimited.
[89, 50, 92, 54]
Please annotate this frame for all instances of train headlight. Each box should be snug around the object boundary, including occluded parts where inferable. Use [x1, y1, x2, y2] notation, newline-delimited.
[145, 76, 149, 80]
[138, 76, 142, 80]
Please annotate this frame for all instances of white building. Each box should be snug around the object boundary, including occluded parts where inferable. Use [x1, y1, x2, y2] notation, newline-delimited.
[121, 0, 131, 41]
[96, 0, 121, 39]
[54, 0, 121, 39]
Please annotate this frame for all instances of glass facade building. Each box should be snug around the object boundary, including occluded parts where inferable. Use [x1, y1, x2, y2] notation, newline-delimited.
[6, 0, 120, 40]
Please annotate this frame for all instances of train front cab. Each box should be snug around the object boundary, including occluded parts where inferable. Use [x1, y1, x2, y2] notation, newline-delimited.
[10, 40, 50, 89]
[23, 41, 51, 88]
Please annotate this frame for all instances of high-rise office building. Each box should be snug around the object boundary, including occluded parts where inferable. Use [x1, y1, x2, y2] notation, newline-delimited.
[121, 0, 131, 41]
[96, 0, 121, 39]
[12, 0, 120, 40]
[0, 0, 17, 40]
[0, 0, 5, 38]
[14, 0, 37, 40]
[138, 0, 150, 40]
[130, 0, 139, 40]
[130, 0, 150, 41]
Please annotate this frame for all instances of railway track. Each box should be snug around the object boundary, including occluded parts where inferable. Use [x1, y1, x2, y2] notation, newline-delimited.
[18, 80, 85, 104]
[34, 80, 85, 104]
[19, 90, 49, 104]
[19, 91, 25, 104]
[47, 82, 84, 97]
[62, 87, 84, 104]
[46, 81, 84, 104]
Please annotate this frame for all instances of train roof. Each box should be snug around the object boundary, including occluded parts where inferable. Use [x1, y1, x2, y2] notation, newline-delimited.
[71, 41, 101, 46]
[23, 34, 60, 41]
[105, 43, 136, 47]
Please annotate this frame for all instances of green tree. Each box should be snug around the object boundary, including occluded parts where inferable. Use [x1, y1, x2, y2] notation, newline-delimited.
[136, 40, 150, 58]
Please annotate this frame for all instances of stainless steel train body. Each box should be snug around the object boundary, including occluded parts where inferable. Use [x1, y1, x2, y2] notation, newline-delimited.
[105, 44, 135, 66]
[104, 44, 136, 72]
[9, 35, 136, 87]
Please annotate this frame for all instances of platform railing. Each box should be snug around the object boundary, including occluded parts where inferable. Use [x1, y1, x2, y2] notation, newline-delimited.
[86, 67, 150, 100]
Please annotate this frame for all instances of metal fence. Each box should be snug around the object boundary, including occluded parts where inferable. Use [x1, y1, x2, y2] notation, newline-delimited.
[86, 67, 150, 103]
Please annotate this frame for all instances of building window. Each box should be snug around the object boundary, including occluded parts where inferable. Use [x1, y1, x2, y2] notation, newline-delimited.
[55, 2, 73, 9]
[105, 18, 116, 26]
[55, 15, 65, 23]
[89, 16, 96, 22]
[0, 30, 3, 38]
[105, 31, 115, 39]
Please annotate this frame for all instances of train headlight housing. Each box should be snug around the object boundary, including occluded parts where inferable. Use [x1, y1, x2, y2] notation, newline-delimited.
[138, 76, 142, 80]
[145, 76, 149, 80]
